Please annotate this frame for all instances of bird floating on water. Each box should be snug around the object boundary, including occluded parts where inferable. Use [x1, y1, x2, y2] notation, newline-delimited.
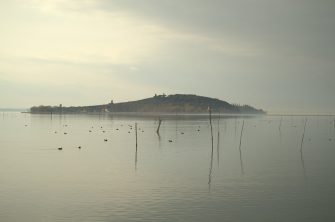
[104, 139, 108, 142]
[58, 147, 62, 150]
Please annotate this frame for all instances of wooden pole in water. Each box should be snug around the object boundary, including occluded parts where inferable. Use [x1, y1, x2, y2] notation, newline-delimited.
[208, 107, 213, 148]
[238, 120, 245, 174]
[135, 122, 138, 170]
[217, 112, 220, 167]
[156, 117, 162, 134]
[208, 107, 214, 187]
[135, 122, 138, 149]
[300, 118, 307, 152]
[300, 118, 307, 177]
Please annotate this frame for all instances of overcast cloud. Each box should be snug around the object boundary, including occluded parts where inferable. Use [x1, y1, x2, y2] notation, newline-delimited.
[0, 0, 334, 113]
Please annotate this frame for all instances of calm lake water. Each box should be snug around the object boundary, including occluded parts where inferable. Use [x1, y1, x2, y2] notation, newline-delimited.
[1, 112, 335, 221]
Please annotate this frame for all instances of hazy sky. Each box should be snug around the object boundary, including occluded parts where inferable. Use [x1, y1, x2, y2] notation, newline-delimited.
[1, 0, 334, 113]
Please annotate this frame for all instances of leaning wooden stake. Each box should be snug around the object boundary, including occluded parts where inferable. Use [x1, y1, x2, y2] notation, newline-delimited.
[156, 118, 162, 134]
[300, 118, 307, 152]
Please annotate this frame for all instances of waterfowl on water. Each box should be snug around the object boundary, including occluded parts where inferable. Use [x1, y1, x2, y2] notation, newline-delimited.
[168, 140, 173, 142]
[104, 139, 108, 142]
[78, 146, 81, 149]
[58, 147, 63, 150]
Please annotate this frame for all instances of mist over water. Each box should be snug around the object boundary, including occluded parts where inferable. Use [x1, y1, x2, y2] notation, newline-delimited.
[1, 112, 335, 221]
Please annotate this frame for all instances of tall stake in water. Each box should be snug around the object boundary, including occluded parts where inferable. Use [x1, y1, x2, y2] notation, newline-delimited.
[279, 116, 283, 142]
[300, 118, 307, 152]
[156, 117, 162, 134]
[135, 122, 138, 171]
[208, 107, 214, 187]
[238, 120, 245, 174]
[300, 118, 307, 177]
[209, 107, 214, 152]
[217, 112, 220, 167]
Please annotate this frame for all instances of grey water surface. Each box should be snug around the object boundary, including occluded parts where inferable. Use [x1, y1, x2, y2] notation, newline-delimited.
[1, 113, 335, 221]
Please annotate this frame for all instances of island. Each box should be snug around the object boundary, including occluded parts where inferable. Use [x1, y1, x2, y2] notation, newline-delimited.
[30, 94, 266, 114]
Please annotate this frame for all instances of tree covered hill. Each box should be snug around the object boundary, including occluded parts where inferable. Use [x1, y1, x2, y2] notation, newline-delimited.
[30, 94, 266, 114]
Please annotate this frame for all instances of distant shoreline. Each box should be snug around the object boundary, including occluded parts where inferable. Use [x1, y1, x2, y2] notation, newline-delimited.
[22, 111, 335, 117]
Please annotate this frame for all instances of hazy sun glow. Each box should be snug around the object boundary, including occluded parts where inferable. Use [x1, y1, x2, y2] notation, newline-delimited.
[1, 0, 334, 113]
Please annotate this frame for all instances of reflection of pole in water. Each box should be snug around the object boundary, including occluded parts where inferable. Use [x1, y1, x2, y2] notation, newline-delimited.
[300, 147, 306, 178]
[300, 118, 307, 178]
[238, 120, 245, 174]
[208, 141, 214, 189]
[135, 122, 138, 171]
